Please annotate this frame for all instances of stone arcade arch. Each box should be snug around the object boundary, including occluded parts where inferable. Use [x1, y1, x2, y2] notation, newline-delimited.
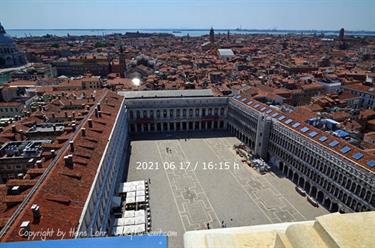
[299, 177, 305, 188]
[293, 172, 299, 184]
[317, 191, 325, 203]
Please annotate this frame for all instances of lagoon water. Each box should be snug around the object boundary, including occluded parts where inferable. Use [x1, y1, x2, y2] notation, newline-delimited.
[6, 29, 375, 38]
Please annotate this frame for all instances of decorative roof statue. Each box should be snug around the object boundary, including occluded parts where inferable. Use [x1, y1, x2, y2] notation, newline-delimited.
[0, 22, 6, 34]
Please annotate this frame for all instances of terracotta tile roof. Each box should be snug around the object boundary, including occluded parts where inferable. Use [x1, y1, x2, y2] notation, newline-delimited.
[233, 95, 375, 174]
[0, 90, 124, 241]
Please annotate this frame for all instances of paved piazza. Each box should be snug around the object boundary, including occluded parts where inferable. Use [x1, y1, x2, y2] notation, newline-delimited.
[126, 132, 329, 248]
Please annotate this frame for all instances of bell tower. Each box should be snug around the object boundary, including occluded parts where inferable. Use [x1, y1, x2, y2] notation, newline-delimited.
[209, 27, 215, 44]
[119, 46, 126, 78]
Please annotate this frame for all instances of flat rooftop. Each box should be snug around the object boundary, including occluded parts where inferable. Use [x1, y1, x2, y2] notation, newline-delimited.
[126, 133, 328, 248]
[119, 89, 214, 99]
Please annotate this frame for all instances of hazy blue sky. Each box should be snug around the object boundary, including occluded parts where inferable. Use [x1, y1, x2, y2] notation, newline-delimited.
[1, 0, 374, 30]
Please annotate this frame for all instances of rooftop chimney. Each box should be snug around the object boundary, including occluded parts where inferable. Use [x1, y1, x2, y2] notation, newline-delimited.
[95, 108, 98, 118]
[20, 221, 30, 237]
[51, 149, 56, 157]
[69, 141, 74, 152]
[88, 119, 93, 128]
[35, 160, 43, 168]
[11, 125, 16, 133]
[81, 128, 86, 137]
[64, 154, 74, 168]
[31, 204, 41, 222]
[97, 104, 101, 111]
[11, 186, 20, 195]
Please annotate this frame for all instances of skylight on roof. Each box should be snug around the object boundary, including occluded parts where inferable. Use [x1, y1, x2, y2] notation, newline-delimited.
[309, 131, 318, 137]
[329, 140, 340, 147]
[352, 152, 363, 160]
[285, 119, 293, 124]
[319, 136, 328, 142]
[278, 115, 286, 121]
[247, 101, 253, 105]
[300, 127, 309, 133]
[292, 122, 300, 128]
[235, 95, 241, 99]
[368, 161, 375, 167]
[254, 104, 260, 108]
[241, 98, 247, 102]
[272, 113, 279, 117]
[260, 107, 266, 111]
[266, 109, 272, 114]
[340, 146, 351, 154]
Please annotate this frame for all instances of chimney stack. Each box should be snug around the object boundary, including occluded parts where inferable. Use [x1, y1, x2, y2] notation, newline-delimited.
[64, 154, 74, 168]
[11, 125, 16, 133]
[69, 141, 74, 152]
[35, 160, 43, 168]
[72, 123, 76, 132]
[95, 108, 98, 118]
[53, 124, 56, 132]
[20, 221, 30, 237]
[88, 119, 93, 128]
[51, 149, 56, 157]
[81, 128, 86, 136]
[97, 104, 101, 111]
[11, 186, 20, 195]
[31, 204, 41, 222]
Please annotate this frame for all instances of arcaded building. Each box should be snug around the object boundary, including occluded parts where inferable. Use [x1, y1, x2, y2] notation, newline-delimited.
[119, 89, 228, 134]
[120, 90, 375, 214]
[228, 94, 374, 214]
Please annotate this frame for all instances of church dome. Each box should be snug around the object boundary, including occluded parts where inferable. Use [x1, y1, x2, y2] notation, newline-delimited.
[0, 33, 15, 46]
[0, 22, 16, 46]
[0, 22, 27, 68]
